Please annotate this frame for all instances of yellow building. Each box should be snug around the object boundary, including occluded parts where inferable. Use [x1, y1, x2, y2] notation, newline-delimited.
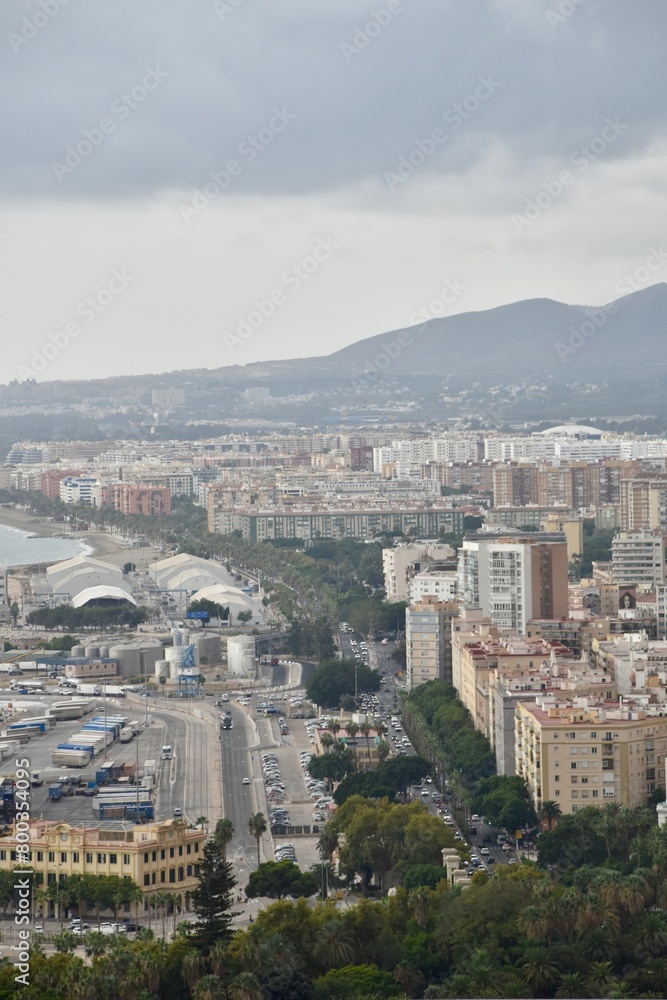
[515, 699, 667, 815]
[0, 819, 206, 914]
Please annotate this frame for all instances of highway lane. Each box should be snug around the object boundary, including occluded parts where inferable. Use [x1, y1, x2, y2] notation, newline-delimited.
[220, 703, 268, 870]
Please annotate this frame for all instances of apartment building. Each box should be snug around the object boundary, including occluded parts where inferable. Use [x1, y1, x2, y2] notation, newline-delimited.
[458, 533, 569, 634]
[39, 469, 85, 500]
[492, 665, 615, 776]
[516, 698, 667, 814]
[611, 529, 666, 588]
[59, 476, 99, 505]
[112, 484, 172, 516]
[382, 543, 455, 601]
[620, 476, 667, 532]
[492, 464, 538, 507]
[0, 819, 205, 912]
[409, 570, 458, 603]
[209, 504, 466, 541]
[406, 597, 459, 690]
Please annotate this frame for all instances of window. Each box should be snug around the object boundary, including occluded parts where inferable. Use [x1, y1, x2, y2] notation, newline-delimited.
[152, 851, 157, 862]
[123, 854, 130, 865]
[194, 843, 199, 853]
[178, 866, 184, 881]
[152, 872, 156, 884]
[161, 872, 165, 883]
[186, 865, 193, 876]
[169, 869, 176, 883]
[48, 852, 55, 863]
[0, 851, 4, 861]
[72, 852, 79, 863]
[60, 852, 67, 863]
[36, 851, 43, 862]
[170, 847, 174, 858]
[186, 844, 191, 855]
[161, 849, 165, 860]
[109, 854, 117, 865]
[86, 853, 93, 864]
[591, 746, 598, 755]
[554, 775, 559, 782]
[592, 790, 599, 798]
[98, 854, 106, 864]
[178, 846, 183, 856]
[144, 852, 149, 863]
[570, 762, 577, 769]
[144, 874, 150, 886]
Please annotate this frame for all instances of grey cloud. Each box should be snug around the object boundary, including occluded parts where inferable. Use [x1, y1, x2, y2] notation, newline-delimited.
[0, 0, 665, 201]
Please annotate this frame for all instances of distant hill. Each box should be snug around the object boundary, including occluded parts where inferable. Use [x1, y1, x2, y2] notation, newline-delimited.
[322, 283, 667, 381]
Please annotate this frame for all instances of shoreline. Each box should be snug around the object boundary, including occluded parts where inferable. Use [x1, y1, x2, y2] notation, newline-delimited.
[0, 508, 161, 571]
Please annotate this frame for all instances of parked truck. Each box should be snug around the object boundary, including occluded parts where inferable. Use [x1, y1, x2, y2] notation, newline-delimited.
[75, 684, 102, 696]
[119, 729, 134, 743]
[30, 770, 43, 787]
[51, 750, 92, 768]
[48, 783, 63, 801]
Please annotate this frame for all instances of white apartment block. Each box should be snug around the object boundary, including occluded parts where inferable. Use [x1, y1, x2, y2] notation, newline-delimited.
[59, 476, 99, 505]
[611, 529, 666, 588]
[458, 534, 568, 635]
[383, 543, 455, 602]
[409, 570, 458, 604]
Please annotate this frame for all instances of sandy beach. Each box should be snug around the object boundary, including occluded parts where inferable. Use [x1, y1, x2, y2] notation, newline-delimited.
[0, 507, 162, 571]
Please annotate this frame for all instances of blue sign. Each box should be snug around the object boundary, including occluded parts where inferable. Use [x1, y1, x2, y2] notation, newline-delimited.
[187, 611, 210, 620]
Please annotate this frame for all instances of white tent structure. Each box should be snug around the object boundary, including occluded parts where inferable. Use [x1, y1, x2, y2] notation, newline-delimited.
[149, 553, 241, 593]
[45, 555, 129, 600]
[189, 584, 254, 611]
[71, 586, 138, 608]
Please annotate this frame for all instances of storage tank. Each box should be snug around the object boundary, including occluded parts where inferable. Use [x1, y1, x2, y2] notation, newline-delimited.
[84, 646, 100, 658]
[227, 635, 256, 676]
[71, 646, 85, 657]
[155, 660, 170, 682]
[98, 646, 110, 659]
[195, 633, 221, 665]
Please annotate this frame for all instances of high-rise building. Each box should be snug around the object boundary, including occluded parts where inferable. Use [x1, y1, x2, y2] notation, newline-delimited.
[458, 533, 569, 634]
[406, 597, 459, 690]
[611, 529, 666, 588]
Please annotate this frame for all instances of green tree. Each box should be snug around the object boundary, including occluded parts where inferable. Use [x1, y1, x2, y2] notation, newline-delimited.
[245, 860, 318, 900]
[190, 837, 237, 953]
[213, 817, 235, 863]
[248, 812, 267, 868]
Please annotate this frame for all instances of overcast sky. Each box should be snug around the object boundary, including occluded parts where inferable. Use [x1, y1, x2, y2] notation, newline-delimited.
[1, 0, 666, 381]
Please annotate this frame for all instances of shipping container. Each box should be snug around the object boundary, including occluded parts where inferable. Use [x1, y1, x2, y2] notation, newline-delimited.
[51, 750, 91, 768]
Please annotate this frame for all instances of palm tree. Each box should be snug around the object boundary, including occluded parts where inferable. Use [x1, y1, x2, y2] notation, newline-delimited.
[320, 732, 334, 753]
[327, 719, 341, 739]
[539, 800, 562, 831]
[345, 720, 359, 770]
[52, 929, 78, 954]
[195, 815, 209, 835]
[313, 917, 355, 969]
[377, 739, 391, 764]
[635, 910, 667, 957]
[84, 930, 108, 959]
[209, 939, 228, 978]
[153, 891, 169, 939]
[555, 971, 590, 998]
[213, 818, 235, 863]
[247, 812, 267, 868]
[193, 976, 226, 1000]
[520, 945, 560, 994]
[359, 720, 373, 770]
[182, 951, 205, 991]
[317, 825, 339, 862]
[227, 972, 264, 1000]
